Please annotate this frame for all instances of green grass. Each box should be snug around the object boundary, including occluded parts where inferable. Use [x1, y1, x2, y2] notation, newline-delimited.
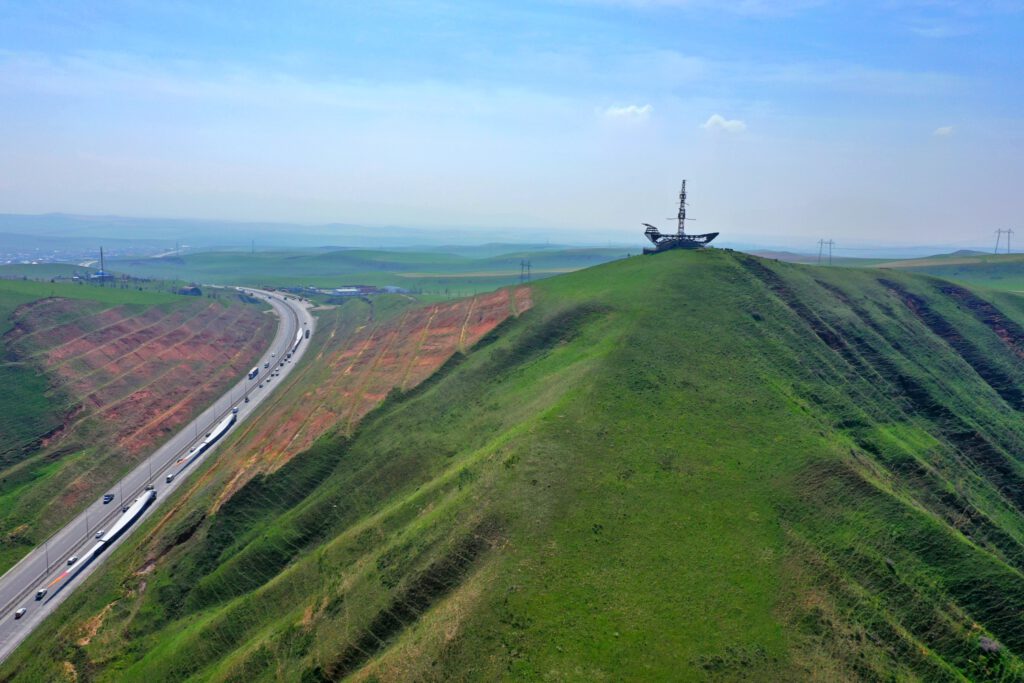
[13, 250, 1024, 680]
[876, 252, 1024, 292]
[104, 247, 629, 297]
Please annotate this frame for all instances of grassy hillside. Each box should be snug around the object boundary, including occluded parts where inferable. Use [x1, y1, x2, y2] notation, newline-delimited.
[0, 280, 274, 572]
[105, 247, 627, 296]
[876, 252, 1024, 292]
[12, 251, 1024, 680]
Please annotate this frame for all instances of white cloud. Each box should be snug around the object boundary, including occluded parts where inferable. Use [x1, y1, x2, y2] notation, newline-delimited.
[933, 125, 954, 136]
[603, 104, 652, 120]
[701, 113, 746, 133]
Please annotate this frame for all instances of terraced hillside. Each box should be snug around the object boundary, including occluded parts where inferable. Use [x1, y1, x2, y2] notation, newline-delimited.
[0, 283, 274, 572]
[13, 252, 1024, 680]
[210, 286, 531, 503]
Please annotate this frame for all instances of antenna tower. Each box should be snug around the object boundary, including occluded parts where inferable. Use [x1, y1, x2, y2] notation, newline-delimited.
[677, 180, 688, 235]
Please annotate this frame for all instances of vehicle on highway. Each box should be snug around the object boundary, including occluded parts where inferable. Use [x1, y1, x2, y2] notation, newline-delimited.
[305, 328, 310, 338]
[95, 530, 105, 538]
[248, 366, 259, 380]
[271, 352, 276, 357]
[67, 556, 78, 566]
[145, 484, 155, 491]
[166, 473, 175, 483]
[35, 589, 46, 600]
[244, 396, 250, 403]
[232, 406, 239, 414]
[121, 505, 129, 512]
[14, 607, 26, 619]
[264, 362, 270, 369]
[103, 493, 114, 504]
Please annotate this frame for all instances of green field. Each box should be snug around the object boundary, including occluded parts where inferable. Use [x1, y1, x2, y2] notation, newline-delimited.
[11, 251, 1024, 679]
[104, 247, 630, 297]
[876, 252, 1024, 292]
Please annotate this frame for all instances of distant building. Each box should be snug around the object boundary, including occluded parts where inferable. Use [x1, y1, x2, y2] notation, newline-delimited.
[177, 286, 202, 296]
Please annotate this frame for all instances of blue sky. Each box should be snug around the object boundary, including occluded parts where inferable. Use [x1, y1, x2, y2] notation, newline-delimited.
[0, 1, 1021, 247]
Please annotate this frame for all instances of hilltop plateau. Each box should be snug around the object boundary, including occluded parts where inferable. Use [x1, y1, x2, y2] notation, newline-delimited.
[8, 251, 1024, 680]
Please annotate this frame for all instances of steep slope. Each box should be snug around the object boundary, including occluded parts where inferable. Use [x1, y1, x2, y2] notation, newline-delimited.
[0, 284, 274, 572]
[10, 251, 1024, 680]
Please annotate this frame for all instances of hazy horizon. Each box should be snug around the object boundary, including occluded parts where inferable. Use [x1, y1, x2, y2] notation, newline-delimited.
[1, 1, 1022, 247]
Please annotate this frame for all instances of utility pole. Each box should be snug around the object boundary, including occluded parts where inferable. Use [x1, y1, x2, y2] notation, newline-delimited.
[817, 239, 825, 265]
[1008, 229, 1014, 254]
[827, 239, 835, 265]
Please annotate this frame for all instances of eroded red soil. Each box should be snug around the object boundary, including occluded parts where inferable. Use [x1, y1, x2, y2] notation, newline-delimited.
[212, 287, 531, 506]
[6, 297, 275, 467]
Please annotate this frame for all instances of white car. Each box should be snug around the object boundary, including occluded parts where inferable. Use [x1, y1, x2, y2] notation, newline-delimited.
[95, 530, 105, 539]
[14, 608, 26, 619]
[67, 556, 78, 566]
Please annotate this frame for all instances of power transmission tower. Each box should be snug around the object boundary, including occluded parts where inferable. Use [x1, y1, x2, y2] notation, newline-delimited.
[818, 239, 835, 265]
[995, 229, 1010, 254]
[519, 260, 532, 283]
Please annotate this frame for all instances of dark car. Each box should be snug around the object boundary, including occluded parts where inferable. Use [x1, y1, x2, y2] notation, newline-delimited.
[103, 493, 115, 504]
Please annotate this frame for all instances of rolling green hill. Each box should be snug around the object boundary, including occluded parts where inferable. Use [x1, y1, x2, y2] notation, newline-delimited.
[877, 252, 1024, 292]
[11, 251, 1024, 680]
[104, 247, 628, 296]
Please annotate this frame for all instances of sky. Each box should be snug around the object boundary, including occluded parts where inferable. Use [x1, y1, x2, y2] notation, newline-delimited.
[0, 0, 1022, 248]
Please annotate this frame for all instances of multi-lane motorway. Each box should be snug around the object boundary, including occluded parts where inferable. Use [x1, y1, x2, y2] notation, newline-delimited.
[0, 288, 315, 662]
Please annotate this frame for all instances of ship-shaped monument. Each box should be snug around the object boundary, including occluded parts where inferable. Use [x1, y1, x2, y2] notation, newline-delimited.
[642, 180, 718, 253]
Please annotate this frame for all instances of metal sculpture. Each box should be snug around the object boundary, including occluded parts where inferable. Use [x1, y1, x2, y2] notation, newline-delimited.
[643, 180, 719, 253]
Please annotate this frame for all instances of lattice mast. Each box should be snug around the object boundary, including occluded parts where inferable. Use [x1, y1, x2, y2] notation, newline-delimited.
[677, 180, 688, 235]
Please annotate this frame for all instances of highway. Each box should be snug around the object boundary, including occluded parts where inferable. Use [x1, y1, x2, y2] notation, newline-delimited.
[0, 288, 315, 663]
